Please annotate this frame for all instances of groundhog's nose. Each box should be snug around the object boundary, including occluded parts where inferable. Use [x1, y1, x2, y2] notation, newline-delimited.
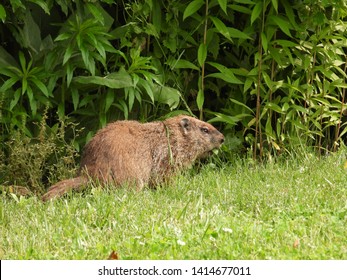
[219, 134, 225, 144]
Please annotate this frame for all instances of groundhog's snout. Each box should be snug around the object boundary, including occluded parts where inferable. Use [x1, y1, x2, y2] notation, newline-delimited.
[219, 133, 225, 144]
[213, 131, 225, 147]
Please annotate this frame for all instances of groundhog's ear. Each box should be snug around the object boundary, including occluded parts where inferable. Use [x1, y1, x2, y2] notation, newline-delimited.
[180, 117, 191, 133]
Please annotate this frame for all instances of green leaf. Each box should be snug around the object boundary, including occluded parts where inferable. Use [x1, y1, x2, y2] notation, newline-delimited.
[270, 15, 292, 37]
[138, 78, 154, 103]
[271, 0, 278, 13]
[228, 27, 251, 39]
[88, 57, 96, 76]
[104, 89, 114, 113]
[0, 77, 18, 92]
[127, 87, 135, 112]
[110, 24, 132, 40]
[22, 78, 27, 95]
[57, 1, 68, 16]
[198, 43, 207, 67]
[244, 78, 254, 93]
[0, 4, 6, 22]
[26, 84, 33, 101]
[313, 11, 325, 26]
[66, 63, 74, 88]
[152, 1, 162, 34]
[29, 0, 50, 14]
[233, 0, 255, 4]
[145, 23, 160, 38]
[312, 97, 331, 106]
[265, 118, 275, 138]
[115, 99, 129, 120]
[63, 45, 74, 65]
[209, 112, 240, 126]
[197, 89, 204, 110]
[31, 77, 50, 97]
[23, 12, 42, 53]
[274, 39, 297, 48]
[207, 62, 243, 84]
[320, 68, 339, 81]
[27, 86, 37, 116]
[74, 71, 133, 89]
[251, 1, 263, 25]
[18, 52, 26, 72]
[338, 125, 347, 139]
[262, 72, 273, 90]
[230, 98, 254, 113]
[207, 72, 243, 84]
[210, 16, 231, 41]
[71, 88, 79, 111]
[86, 3, 105, 25]
[331, 82, 347, 89]
[99, 112, 106, 128]
[153, 85, 180, 110]
[290, 119, 307, 131]
[291, 104, 309, 114]
[169, 59, 199, 71]
[58, 103, 65, 120]
[266, 102, 283, 114]
[206, 29, 220, 59]
[183, 0, 204, 20]
[282, 102, 289, 112]
[10, 89, 21, 110]
[217, 0, 228, 14]
[79, 95, 96, 108]
[80, 46, 90, 70]
[230, 4, 252, 14]
[282, 0, 299, 30]
[261, 32, 268, 52]
[210, 17, 251, 40]
[55, 33, 71, 42]
[131, 73, 139, 88]
[0, 47, 19, 68]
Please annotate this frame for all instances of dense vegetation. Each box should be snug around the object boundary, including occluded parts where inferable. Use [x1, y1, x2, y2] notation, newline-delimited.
[1, 0, 347, 191]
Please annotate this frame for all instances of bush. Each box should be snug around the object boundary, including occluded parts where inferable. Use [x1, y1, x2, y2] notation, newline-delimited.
[0, 115, 80, 194]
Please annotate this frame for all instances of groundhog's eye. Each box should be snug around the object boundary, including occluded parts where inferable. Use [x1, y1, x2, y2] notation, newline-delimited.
[201, 127, 209, 134]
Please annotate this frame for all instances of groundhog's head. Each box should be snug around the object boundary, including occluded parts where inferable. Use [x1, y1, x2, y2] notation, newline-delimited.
[178, 116, 224, 158]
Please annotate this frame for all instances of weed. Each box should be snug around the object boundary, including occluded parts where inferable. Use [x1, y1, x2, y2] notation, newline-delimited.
[0, 118, 80, 195]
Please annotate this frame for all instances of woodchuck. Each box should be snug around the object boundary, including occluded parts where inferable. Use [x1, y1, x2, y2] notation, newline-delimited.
[42, 115, 224, 201]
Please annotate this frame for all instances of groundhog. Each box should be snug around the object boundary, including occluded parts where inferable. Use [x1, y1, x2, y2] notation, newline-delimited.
[42, 115, 224, 201]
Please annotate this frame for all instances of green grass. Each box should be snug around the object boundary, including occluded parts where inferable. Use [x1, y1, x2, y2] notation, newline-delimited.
[1, 151, 347, 260]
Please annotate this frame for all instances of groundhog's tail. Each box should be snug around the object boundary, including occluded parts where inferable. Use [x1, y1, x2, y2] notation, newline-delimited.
[41, 176, 88, 202]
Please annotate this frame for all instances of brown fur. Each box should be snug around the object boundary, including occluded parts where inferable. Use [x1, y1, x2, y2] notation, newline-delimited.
[42, 115, 224, 201]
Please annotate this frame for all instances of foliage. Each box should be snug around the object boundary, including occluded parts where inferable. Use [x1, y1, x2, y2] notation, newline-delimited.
[179, 0, 347, 157]
[0, 0, 183, 144]
[1, 0, 347, 188]
[1, 151, 347, 259]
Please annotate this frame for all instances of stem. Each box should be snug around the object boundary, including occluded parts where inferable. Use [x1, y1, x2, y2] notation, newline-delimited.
[269, 33, 276, 149]
[334, 54, 347, 151]
[318, 79, 324, 155]
[200, 0, 209, 120]
[254, 1, 266, 160]
[254, 45, 263, 159]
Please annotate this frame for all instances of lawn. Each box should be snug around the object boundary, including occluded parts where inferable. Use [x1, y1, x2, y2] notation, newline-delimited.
[1, 151, 346, 259]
